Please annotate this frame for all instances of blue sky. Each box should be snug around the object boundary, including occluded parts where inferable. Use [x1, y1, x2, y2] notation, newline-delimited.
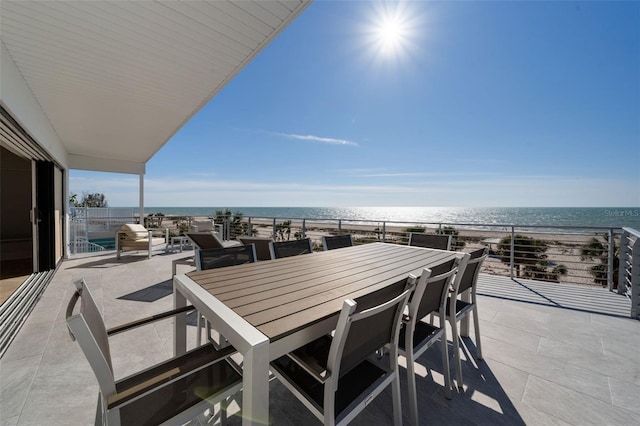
[70, 0, 640, 207]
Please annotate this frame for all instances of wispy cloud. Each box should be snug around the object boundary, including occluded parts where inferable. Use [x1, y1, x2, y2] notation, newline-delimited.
[272, 131, 359, 147]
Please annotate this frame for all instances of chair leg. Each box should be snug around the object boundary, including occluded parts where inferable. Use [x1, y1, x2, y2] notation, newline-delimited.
[450, 317, 463, 390]
[473, 307, 483, 360]
[196, 313, 202, 346]
[440, 334, 452, 400]
[406, 352, 419, 426]
[391, 371, 403, 426]
[220, 398, 229, 425]
[94, 395, 103, 426]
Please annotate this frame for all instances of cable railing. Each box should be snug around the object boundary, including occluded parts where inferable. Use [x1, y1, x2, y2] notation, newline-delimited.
[68, 210, 637, 318]
[228, 216, 624, 289]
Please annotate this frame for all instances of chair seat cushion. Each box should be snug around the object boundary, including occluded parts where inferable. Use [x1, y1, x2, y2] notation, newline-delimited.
[120, 237, 165, 248]
[398, 321, 442, 352]
[446, 298, 473, 318]
[271, 354, 386, 418]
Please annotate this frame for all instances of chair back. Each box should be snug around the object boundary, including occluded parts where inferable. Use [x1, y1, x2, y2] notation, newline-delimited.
[408, 233, 452, 250]
[66, 279, 116, 397]
[411, 255, 467, 322]
[197, 244, 256, 270]
[239, 236, 274, 261]
[454, 247, 488, 295]
[269, 238, 313, 259]
[186, 232, 225, 250]
[328, 277, 413, 379]
[322, 234, 353, 251]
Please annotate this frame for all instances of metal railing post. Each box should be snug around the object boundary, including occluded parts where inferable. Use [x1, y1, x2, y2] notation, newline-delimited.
[248, 217, 252, 236]
[338, 219, 342, 234]
[272, 218, 277, 240]
[84, 207, 89, 242]
[618, 229, 629, 295]
[510, 226, 515, 279]
[302, 219, 306, 238]
[608, 228, 615, 291]
[617, 228, 640, 319]
[382, 222, 386, 243]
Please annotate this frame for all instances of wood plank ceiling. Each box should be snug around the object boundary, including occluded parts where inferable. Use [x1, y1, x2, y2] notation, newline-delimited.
[0, 0, 310, 171]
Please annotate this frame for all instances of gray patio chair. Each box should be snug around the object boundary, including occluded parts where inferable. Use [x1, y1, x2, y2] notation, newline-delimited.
[270, 277, 414, 426]
[399, 254, 468, 426]
[447, 247, 489, 389]
[65, 279, 242, 426]
[196, 244, 257, 349]
[321, 234, 353, 251]
[269, 237, 313, 259]
[408, 232, 452, 250]
[238, 236, 274, 261]
[198, 244, 257, 270]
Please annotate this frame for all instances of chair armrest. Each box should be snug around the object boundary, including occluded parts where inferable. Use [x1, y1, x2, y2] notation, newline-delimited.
[107, 305, 195, 336]
[108, 343, 237, 409]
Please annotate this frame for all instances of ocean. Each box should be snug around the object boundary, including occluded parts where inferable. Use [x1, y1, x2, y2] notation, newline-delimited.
[139, 207, 640, 230]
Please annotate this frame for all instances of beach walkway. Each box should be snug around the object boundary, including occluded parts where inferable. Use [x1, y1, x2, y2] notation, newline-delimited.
[1, 248, 637, 425]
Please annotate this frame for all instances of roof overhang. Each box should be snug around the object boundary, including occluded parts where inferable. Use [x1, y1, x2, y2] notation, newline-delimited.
[0, 0, 311, 174]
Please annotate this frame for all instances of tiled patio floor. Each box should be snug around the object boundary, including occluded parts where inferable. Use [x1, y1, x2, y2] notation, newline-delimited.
[1, 248, 638, 425]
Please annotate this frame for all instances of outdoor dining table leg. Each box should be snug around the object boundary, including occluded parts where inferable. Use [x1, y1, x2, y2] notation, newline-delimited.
[241, 339, 271, 426]
[172, 274, 272, 425]
[173, 282, 187, 356]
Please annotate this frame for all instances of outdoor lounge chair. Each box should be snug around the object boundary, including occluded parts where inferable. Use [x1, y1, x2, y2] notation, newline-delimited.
[269, 238, 313, 259]
[408, 232, 452, 250]
[399, 255, 467, 426]
[115, 223, 167, 259]
[65, 279, 242, 426]
[270, 277, 414, 426]
[447, 247, 489, 389]
[189, 220, 223, 239]
[322, 234, 353, 251]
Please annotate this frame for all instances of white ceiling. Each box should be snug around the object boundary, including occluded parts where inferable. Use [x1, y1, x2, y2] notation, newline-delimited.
[0, 0, 310, 172]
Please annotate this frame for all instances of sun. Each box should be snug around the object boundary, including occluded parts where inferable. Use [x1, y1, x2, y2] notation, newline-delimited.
[365, 2, 416, 60]
[376, 16, 406, 53]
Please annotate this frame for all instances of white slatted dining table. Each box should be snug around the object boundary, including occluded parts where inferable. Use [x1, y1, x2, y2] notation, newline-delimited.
[173, 242, 459, 426]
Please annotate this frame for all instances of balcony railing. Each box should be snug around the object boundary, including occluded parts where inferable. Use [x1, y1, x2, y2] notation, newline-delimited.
[68, 210, 639, 319]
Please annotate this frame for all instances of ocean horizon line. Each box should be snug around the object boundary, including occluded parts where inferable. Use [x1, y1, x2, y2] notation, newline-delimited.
[90, 206, 640, 230]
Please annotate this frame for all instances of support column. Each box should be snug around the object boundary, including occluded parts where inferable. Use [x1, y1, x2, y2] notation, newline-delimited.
[64, 168, 70, 258]
[139, 173, 144, 225]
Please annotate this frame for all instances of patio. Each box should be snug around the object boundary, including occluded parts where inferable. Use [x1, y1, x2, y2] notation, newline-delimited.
[1, 248, 638, 426]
